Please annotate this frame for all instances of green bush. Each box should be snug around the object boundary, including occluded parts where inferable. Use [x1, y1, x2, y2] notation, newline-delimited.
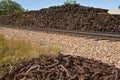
[64, 0, 80, 5]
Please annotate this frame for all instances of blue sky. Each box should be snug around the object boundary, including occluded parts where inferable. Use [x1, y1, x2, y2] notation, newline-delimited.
[13, 0, 120, 10]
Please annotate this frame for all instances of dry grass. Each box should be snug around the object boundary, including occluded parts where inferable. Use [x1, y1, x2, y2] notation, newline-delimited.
[0, 34, 60, 78]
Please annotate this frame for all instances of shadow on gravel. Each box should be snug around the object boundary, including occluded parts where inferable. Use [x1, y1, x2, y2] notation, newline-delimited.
[1, 54, 120, 80]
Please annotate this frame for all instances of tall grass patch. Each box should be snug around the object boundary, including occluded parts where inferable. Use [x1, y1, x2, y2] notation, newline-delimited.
[0, 34, 60, 78]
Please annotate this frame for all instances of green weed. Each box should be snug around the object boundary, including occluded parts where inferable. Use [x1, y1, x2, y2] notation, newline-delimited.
[0, 34, 60, 78]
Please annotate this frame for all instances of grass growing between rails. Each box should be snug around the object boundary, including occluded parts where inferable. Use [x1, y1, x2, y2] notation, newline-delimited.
[0, 34, 60, 78]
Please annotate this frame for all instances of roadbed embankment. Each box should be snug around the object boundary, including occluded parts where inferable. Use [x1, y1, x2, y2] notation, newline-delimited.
[0, 26, 120, 68]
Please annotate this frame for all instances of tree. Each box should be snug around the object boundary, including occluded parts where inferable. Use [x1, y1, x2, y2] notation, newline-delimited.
[0, 0, 25, 15]
[64, 0, 76, 4]
[64, 0, 80, 5]
[119, 6, 120, 9]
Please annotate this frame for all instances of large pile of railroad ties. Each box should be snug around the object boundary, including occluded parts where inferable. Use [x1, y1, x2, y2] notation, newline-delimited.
[2, 54, 120, 80]
[0, 4, 120, 32]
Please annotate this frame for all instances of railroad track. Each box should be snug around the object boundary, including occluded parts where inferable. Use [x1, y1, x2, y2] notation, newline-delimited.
[37, 29, 120, 41]
[0, 25, 120, 41]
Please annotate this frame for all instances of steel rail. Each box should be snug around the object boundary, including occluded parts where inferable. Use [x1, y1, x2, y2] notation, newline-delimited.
[30, 28, 120, 41]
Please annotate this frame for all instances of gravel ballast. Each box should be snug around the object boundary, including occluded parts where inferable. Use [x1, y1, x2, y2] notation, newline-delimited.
[0, 27, 120, 68]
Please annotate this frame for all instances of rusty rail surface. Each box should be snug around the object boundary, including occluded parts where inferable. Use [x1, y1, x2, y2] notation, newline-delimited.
[36, 28, 120, 41]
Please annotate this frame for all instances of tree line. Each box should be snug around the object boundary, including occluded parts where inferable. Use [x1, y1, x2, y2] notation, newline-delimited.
[0, 0, 25, 15]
